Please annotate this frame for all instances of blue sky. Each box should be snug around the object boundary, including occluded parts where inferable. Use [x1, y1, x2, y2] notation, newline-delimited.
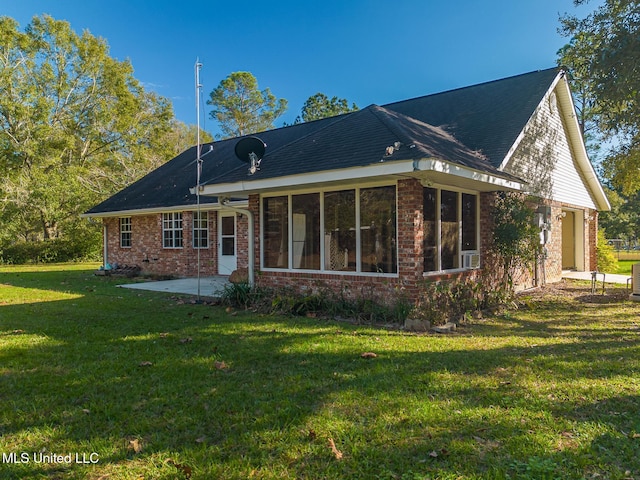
[3, 0, 600, 138]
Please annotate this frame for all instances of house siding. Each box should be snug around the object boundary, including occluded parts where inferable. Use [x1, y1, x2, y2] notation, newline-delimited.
[504, 86, 597, 210]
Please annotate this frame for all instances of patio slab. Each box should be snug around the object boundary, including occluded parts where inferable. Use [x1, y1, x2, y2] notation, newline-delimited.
[118, 276, 230, 298]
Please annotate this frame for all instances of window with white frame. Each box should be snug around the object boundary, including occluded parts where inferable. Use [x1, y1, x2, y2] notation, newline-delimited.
[192, 211, 209, 248]
[423, 187, 479, 272]
[120, 217, 132, 248]
[261, 185, 397, 274]
[162, 212, 183, 248]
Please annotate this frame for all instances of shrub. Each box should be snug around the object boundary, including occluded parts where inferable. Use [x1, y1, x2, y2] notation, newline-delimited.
[596, 228, 618, 273]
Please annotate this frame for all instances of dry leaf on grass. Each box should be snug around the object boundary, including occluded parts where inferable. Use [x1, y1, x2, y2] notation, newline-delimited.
[360, 352, 377, 358]
[179, 337, 193, 344]
[138, 361, 153, 367]
[127, 438, 143, 453]
[328, 438, 343, 460]
[214, 361, 229, 370]
[167, 459, 193, 478]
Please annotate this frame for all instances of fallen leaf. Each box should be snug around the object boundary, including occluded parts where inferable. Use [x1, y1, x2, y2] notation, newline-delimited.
[214, 361, 228, 370]
[360, 352, 377, 358]
[328, 438, 343, 460]
[11, 330, 25, 335]
[82, 409, 90, 415]
[180, 337, 193, 344]
[429, 450, 439, 458]
[159, 332, 170, 338]
[128, 438, 143, 453]
[631, 433, 640, 439]
[139, 361, 153, 367]
[167, 459, 192, 478]
[195, 436, 206, 443]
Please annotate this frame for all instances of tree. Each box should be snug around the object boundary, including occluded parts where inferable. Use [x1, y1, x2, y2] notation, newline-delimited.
[300, 93, 358, 122]
[0, 15, 181, 251]
[207, 72, 287, 138]
[559, 0, 640, 194]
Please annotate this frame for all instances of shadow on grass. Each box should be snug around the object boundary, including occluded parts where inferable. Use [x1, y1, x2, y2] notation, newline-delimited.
[1, 268, 640, 479]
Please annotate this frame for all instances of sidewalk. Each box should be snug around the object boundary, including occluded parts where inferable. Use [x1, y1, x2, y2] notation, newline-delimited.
[562, 270, 631, 285]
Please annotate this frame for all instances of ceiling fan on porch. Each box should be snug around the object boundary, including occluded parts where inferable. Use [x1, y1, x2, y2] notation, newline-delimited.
[234, 136, 266, 175]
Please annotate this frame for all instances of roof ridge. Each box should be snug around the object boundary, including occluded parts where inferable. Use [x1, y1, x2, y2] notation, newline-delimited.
[383, 67, 560, 109]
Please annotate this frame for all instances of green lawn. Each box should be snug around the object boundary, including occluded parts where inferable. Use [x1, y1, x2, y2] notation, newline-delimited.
[1, 264, 639, 479]
[616, 260, 638, 276]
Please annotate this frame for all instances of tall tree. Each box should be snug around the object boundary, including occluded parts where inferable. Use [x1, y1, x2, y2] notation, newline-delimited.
[207, 72, 287, 138]
[300, 93, 358, 122]
[559, 0, 640, 194]
[0, 15, 177, 243]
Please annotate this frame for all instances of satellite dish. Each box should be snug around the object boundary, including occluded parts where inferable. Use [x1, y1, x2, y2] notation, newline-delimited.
[234, 136, 266, 175]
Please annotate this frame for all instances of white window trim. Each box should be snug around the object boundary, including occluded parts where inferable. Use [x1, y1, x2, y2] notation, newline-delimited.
[192, 211, 209, 249]
[423, 186, 481, 276]
[120, 217, 132, 248]
[162, 212, 183, 249]
[260, 183, 399, 277]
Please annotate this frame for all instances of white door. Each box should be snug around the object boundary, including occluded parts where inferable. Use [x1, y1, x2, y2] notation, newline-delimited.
[218, 213, 237, 275]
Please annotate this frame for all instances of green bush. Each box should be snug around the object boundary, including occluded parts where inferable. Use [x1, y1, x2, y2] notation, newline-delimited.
[596, 228, 618, 273]
[0, 234, 101, 264]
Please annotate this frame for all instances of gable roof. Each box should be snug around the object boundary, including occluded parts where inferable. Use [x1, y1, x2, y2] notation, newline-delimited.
[384, 68, 560, 167]
[85, 68, 571, 217]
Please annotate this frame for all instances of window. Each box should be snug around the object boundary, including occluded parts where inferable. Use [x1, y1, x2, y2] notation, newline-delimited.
[162, 212, 183, 248]
[423, 189, 437, 272]
[192, 211, 209, 248]
[220, 215, 235, 255]
[441, 190, 459, 269]
[423, 188, 478, 272]
[120, 217, 132, 248]
[263, 196, 288, 268]
[462, 193, 477, 250]
[324, 190, 356, 271]
[292, 193, 320, 270]
[262, 186, 397, 274]
[360, 186, 397, 273]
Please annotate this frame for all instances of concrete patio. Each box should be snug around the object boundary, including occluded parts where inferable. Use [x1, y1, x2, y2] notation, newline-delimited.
[118, 276, 230, 298]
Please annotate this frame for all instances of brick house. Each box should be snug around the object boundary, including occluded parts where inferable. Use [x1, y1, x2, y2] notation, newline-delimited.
[84, 68, 609, 302]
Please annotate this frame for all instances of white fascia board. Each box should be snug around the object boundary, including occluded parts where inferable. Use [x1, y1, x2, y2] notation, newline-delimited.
[80, 200, 248, 219]
[199, 159, 525, 197]
[413, 158, 525, 191]
[555, 76, 611, 211]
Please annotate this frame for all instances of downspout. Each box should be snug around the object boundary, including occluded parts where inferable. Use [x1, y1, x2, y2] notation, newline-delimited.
[219, 197, 254, 286]
[103, 222, 109, 268]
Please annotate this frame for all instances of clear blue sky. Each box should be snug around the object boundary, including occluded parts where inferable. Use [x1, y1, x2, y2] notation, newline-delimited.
[3, 0, 600, 138]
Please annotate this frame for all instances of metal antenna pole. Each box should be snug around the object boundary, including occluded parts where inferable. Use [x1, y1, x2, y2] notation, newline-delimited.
[195, 59, 203, 301]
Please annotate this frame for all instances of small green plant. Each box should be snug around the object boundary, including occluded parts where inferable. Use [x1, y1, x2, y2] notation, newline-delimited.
[596, 228, 618, 272]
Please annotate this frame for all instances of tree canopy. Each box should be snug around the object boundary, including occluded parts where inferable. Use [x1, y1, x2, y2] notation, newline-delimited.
[559, 0, 640, 194]
[0, 15, 199, 257]
[300, 93, 359, 122]
[207, 72, 287, 139]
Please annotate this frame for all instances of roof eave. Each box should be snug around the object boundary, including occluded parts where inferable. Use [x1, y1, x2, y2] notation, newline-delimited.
[198, 158, 526, 197]
[81, 199, 249, 219]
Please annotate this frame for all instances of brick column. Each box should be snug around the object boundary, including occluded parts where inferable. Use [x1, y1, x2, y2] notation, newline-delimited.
[396, 178, 424, 299]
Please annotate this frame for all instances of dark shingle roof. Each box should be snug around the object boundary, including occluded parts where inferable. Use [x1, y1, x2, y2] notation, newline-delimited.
[384, 68, 560, 166]
[86, 68, 560, 215]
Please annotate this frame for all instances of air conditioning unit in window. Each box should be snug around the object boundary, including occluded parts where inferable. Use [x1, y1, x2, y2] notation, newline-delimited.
[462, 253, 481, 269]
[630, 263, 640, 301]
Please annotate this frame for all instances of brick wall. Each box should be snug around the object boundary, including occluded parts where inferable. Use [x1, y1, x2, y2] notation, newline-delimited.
[104, 210, 219, 277]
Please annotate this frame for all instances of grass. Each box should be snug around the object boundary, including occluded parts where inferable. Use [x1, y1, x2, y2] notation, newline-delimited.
[0, 263, 639, 479]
